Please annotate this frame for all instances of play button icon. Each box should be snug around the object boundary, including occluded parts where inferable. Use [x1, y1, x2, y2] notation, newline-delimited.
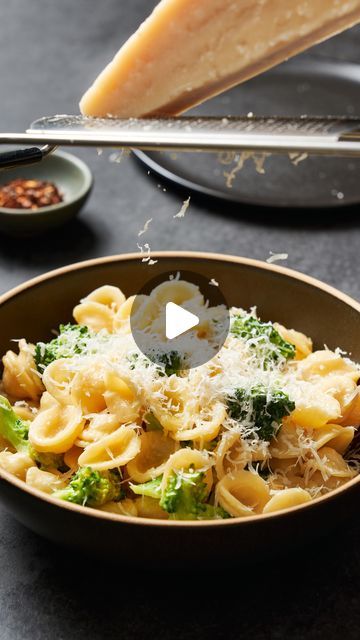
[165, 302, 199, 340]
[130, 269, 230, 370]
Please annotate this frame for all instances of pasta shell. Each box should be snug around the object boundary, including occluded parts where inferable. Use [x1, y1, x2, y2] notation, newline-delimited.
[337, 388, 360, 427]
[29, 404, 85, 453]
[215, 470, 270, 517]
[215, 430, 250, 479]
[290, 391, 341, 429]
[26, 467, 66, 494]
[0, 451, 35, 480]
[100, 498, 138, 517]
[174, 402, 226, 443]
[263, 488, 311, 514]
[312, 424, 355, 455]
[127, 431, 177, 482]
[85, 285, 126, 311]
[275, 323, 313, 360]
[298, 350, 360, 382]
[78, 425, 140, 470]
[2, 340, 43, 401]
[42, 359, 77, 405]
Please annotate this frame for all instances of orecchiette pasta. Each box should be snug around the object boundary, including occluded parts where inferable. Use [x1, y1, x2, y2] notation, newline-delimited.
[29, 403, 85, 453]
[127, 430, 177, 482]
[2, 340, 43, 401]
[173, 402, 226, 443]
[0, 281, 359, 521]
[274, 323, 313, 360]
[100, 498, 138, 517]
[73, 285, 126, 332]
[26, 467, 66, 494]
[263, 488, 311, 514]
[0, 451, 35, 480]
[215, 470, 270, 517]
[77, 424, 140, 470]
[42, 359, 77, 405]
[311, 424, 355, 455]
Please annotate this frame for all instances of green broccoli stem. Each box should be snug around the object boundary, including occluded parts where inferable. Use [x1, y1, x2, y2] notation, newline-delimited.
[53, 467, 124, 507]
[130, 476, 162, 499]
[130, 471, 230, 520]
[0, 395, 30, 453]
[231, 315, 295, 365]
[227, 385, 295, 441]
[0, 395, 67, 471]
[34, 323, 92, 372]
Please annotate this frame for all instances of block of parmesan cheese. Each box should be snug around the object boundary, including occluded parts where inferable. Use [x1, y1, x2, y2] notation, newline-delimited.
[80, 0, 360, 118]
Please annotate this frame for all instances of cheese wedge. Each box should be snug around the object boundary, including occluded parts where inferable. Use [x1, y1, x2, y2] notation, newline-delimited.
[80, 0, 360, 118]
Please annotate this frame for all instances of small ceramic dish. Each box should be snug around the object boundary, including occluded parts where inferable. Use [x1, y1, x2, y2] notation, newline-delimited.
[0, 252, 360, 567]
[0, 151, 93, 236]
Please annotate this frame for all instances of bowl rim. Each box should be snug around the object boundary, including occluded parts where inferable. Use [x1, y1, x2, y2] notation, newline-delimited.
[0, 150, 93, 217]
[1, 250, 360, 528]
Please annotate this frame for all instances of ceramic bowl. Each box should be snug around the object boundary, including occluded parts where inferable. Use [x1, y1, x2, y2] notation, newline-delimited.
[0, 151, 93, 236]
[0, 252, 359, 566]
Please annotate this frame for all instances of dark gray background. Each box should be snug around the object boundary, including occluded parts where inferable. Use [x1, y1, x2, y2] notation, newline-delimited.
[1, 2, 360, 639]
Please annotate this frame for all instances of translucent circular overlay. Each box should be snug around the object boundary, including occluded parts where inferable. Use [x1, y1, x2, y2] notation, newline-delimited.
[130, 270, 230, 370]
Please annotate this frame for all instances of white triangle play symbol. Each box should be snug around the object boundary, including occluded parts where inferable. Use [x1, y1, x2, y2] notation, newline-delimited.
[165, 302, 199, 340]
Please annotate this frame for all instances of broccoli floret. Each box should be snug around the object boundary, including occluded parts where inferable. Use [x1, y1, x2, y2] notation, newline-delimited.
[159, 467, 209, 519]
[196, 504, 231, 520]
[29, 448, 68, 472]
[130, 471, 230, 520]
[130, 476, 162, 499]
[228, 385, 295, 441]
[148, 350, 182, 376]
[34, 323, 91, 371]
[53, 467, 123, 507]
[231, 315, 295, 365]
[158, 350, 182, 376]
[0, 395, 30, 453]
[0, 396, 68, 471]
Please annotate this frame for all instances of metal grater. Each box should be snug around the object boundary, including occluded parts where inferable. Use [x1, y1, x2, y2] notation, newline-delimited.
[1, 114, 360, 169]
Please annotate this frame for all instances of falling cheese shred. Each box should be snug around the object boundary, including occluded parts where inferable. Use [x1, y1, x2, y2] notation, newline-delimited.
[173, 197, 191, 219]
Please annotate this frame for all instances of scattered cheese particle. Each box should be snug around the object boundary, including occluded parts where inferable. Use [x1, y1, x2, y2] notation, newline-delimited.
[137, 242, 158, 266]
[224, 152, 269, 188]
[209, 279, 219, 287]
[138, 218, 153, 237]
[289, 152, 308, 166]
[266, 252, 289, 264]
[80, 0, 360, 118]
[137, 242, 150, 262]
[173, 196, 191, 219]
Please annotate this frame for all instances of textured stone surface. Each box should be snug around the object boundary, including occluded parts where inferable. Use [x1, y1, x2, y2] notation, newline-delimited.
[0, 2, 360, 638]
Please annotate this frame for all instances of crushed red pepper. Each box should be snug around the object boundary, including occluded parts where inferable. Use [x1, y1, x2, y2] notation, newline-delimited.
[0, 178, 63, 210]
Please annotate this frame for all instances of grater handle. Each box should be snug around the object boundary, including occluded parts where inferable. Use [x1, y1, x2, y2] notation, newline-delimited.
[0, 144, 56, 171]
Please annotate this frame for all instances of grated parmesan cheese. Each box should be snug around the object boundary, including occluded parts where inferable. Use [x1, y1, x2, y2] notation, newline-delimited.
[138, 218, 153, 237]
[266, 252, 288, 264]
[173, 197, 191, 218]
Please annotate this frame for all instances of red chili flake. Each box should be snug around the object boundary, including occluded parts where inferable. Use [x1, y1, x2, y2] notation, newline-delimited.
[0, 178, 63, 210]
